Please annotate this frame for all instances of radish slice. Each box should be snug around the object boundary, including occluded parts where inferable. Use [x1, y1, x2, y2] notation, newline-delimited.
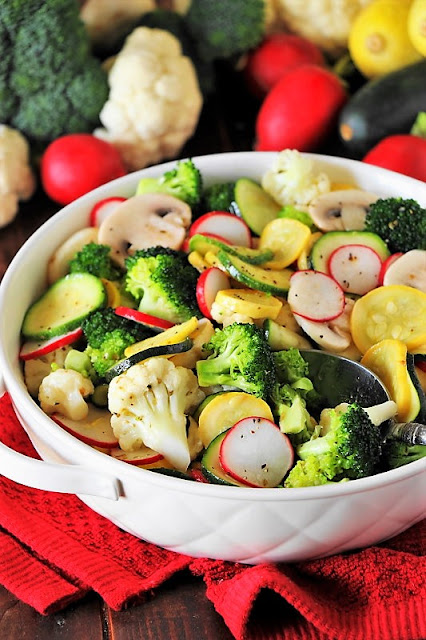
[52, 406, 118, 448]
[111, 446, 163, 465]
[89, 197, 127, 227]
[196, 267, 230, 319]
[378, 252, 403, 285]
[115, 306, 175, 332]
[219, 416, 294, 488]
[328, 244, 382, 295]
[383, 249, 426, 292]
[288, 270, 345, 322]
[19, 327, 83, 361]
[188, 212, 252, 247]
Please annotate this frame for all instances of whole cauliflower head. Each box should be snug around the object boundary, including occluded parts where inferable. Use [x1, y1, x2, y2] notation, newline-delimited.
[261, 149, 331, 209]
[94, 27, 203, 171]
[38, 369, 94, 421]
[265, 0, 373, 57]
[0, 125, 36, 228]
[108, 356, 205, 471]
[80, 0, 156, 45]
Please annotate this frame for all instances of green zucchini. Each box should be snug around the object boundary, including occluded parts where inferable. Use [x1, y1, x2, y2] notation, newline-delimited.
[309, 231, 390, 273]
[217, 250, 292, 296]
[338, 60, 426, 155]
[105, 338, 193, 382]
[407, 353, 426, 424]
[188, 234, 274, 265]
[22, 273, 106, 340]
[231, 178, 281, 235]
[263, 319, 311, 351]
[201, 430, 246, 486]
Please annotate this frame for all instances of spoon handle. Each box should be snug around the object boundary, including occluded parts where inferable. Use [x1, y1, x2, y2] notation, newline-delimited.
[386, 422, 426, 446]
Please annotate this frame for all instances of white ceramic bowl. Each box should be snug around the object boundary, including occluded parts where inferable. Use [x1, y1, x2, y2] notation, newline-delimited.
[0, 152, 425, 564]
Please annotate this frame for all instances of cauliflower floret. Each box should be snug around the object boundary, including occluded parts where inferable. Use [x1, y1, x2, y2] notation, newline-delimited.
[262, 149, 331, 209]
[94, 27, 203, 171]
[108, 357, 205, 471]
[38, 369, 94, 421]
[0, 125, 36, 228]
[24, 346, 72, 397]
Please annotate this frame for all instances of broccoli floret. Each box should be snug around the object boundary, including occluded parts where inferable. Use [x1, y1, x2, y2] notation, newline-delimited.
[383, 441, 426, 469]
[68, 243, 123, 281]
[274, 348, 310, 385]
[285, 403, 383, 487]
[124, 247, 201, 324]
[364, 197, 426, 253]
[0, 0, 108, 143]
[136, 159, 202, 208]
[284, 456, 331, 488]
[81, 307, 151, 378]
[202, 182, 236, 213]
[185, 0, 265, 61]
[196, 322, 276, 399]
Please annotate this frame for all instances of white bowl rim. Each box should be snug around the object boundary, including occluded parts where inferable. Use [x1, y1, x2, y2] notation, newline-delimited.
[1, 150, 425, 503]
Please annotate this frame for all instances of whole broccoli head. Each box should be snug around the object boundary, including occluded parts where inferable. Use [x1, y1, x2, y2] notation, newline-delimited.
[285, 403, 383, 487]
[124, 246, 201, 325]
[202, 182, 236, 213]
[81, 307, 151, 378]
[196, 322, 276, 399]
[136, 159, 203, 208]
[0, 0, 109, 143]
[364, 197, 426, 254]
[69, 243, 123, 281]
[185, 0, 265, 62]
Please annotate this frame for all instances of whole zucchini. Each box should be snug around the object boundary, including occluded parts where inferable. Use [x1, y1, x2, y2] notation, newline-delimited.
[338, 60, 426, 156]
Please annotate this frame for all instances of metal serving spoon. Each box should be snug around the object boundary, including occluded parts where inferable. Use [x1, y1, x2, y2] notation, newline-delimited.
[299, 349, 426, 445]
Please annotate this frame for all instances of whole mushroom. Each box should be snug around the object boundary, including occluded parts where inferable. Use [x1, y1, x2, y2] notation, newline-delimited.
[98, 193, 192, 267]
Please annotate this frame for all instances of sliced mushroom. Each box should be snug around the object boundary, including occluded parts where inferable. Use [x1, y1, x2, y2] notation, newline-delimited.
[308, 190, 379, 232]
[47, 227, 99, 285]
[98, 193, 192, 267]
[383, 249, 426, 292]
[294, 314, 351, 352]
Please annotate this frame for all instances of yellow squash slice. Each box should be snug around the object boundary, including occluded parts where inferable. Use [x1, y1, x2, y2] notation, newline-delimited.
[214, 289, 282, 320]
[124, 316, 199, 357]
[361, 339, 420, 422]
[351, 285, 426, 354]
[259, 218, 312, 269]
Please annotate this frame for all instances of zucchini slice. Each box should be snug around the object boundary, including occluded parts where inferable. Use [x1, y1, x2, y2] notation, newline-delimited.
[188, 234, 274, 265]
[22, 273, 106, 340]
[217, 250, 292, 296]
[231, 178, 281, 236]
[105, 338, 192, 382]
[310, 230, 389, 273]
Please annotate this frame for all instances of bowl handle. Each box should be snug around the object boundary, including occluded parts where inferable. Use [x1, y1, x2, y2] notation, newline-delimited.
[0, 379, 121, 500]
[0, 438, 122, 500]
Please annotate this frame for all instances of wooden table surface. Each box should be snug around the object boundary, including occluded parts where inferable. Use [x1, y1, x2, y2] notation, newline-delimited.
[0, 64, 348, 640]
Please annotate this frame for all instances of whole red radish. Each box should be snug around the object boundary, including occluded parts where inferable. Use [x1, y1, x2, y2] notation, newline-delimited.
[245, 33, 325, 97]
[41, 134, 126, 205]
[363, 135, 426, 182]
[255, 65, 347, 152]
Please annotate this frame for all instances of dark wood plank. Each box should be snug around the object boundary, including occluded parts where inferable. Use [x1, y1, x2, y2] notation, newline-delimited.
[0, 585, 104, 640]
[107, 572, 233, 640]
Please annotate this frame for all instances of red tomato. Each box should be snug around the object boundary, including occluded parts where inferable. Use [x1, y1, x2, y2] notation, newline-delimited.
[41, 134, 126, 205]
[255, 65, 347, 152]
[363, 135, 426, 182]
[245, 33, 325, 97]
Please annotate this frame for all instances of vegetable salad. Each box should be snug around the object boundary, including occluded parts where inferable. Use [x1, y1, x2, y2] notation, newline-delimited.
[20, 150, 426, 488]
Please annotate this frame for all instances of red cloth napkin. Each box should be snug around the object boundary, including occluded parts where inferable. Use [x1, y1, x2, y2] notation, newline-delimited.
[0, 392, 425, 640]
